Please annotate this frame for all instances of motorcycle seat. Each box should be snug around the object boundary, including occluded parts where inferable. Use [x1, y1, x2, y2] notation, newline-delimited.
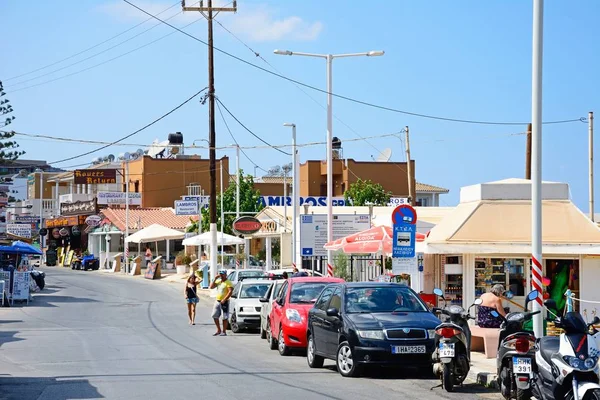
[539, 336, 560, 364]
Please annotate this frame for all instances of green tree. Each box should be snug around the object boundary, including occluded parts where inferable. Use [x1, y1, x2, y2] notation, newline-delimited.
[201, 170, 264, 235]
[344, 178, 392, 206]
[0, 81, 24, 161]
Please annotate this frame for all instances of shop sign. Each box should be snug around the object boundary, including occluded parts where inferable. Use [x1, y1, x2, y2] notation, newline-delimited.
[97, 191, 142, 205]
[260, 220, 279, 233]
[181, 195, 210, 209]
[71, 226, 81, 236]
[52, 228, 60, 239]
[232, 216, 262, 235]
[39, 228, 48, 236]
[6, 223, 32, 239]
[392, 204, 417, 259]
[45, 216, 86, 228]
[15, 216, 38, 223]
[74, 169, 117, 185]
[85, 215, 102, 227]
[59, 227, 70, 237]
[258, 196, 347, 207]
[60, 199, 97, 216]
[174, 200, 198, 216]
[388, 197, 410, 207]
[299, 214, 371, 257]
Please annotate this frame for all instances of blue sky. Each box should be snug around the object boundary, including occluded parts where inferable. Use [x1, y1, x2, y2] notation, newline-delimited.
[2, 1, 599, 210]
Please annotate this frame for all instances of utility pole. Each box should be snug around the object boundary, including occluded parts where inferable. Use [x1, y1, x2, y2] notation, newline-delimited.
[405, 126, 414, 206]
[590, 111, 595, 222]
[182, 0, 237, 280]
[526, 123, 532, 180]
[235, 144, 240, 255]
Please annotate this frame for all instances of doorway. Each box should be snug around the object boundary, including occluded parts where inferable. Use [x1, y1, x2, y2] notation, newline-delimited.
[545, 259, 580, 314]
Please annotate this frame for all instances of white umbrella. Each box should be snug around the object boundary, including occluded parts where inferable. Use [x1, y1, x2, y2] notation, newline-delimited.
[125, 224, 185, 244]
[183, 231, 244, 246]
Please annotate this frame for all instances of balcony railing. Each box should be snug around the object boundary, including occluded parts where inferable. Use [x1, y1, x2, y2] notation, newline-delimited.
[59, 193, 94, 204]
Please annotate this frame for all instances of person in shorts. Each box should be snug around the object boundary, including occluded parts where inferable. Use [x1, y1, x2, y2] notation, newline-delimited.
[185, 273, 200, 325]
[209, 269, 233, 336]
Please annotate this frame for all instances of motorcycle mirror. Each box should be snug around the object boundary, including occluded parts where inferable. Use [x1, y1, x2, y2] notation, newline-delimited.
[504, 290, 514, 299]
[527, 290, 539, 301]
[593, 316, 600, 325]
[544, 298, 557, 310]
[433, 288, 443, 297]
[474, 298, 483, 306]
[490, 310, 500, 318]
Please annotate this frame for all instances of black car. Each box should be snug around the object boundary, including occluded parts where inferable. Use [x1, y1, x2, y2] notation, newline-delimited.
[306, 282, 441, 377]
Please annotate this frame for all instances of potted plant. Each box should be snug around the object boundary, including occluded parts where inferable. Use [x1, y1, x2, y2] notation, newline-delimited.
[175, 251, 192, 275]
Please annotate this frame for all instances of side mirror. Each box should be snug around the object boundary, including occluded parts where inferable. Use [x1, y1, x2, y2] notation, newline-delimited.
[433, 288, 443, 297]
[259, 297, 269, 303]
[593, 316, 600, 325]
[527, 290, 539, 301]
[326, 307, 339, 317]
[544, 299, 557, 310]
[474, 298, 483, 306]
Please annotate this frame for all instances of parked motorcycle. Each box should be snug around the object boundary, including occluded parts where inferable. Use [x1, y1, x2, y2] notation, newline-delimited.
[490, 290, 540, 400]
[431, 287, 482, 392]
[531, 298, 600, 400]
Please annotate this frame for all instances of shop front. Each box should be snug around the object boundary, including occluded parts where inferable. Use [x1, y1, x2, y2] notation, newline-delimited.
[45, 215, 89, 266]
[423, 178, 600, 313]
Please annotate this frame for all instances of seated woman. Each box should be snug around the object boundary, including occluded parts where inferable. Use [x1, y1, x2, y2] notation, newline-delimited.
[477, 284, 507, 328]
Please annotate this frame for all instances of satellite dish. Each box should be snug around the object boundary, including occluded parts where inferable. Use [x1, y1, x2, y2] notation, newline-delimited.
[107, 154, 115, 162]
[147, 139, 170, 158]
[375, 148, 392, 162]
[117, 153, 125, 161]
[103, 156, 109, 162]
[136, 149, 144, 156]
[124, 152, 131, 161]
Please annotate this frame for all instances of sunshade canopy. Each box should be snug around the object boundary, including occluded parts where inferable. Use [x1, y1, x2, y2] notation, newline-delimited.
[0, 241, 43, 255]
[124, 224, 185, 244]
[183, 231, 245, 246]
[324, 225, 426, 255]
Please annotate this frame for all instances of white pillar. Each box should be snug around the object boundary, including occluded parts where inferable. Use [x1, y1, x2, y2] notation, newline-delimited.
[55, 181, 59, 212]
[166, 240, 170, 263]
[266, 236, 272, 271]
[245, 238, 250, 268]
[105, 235, 110, 269]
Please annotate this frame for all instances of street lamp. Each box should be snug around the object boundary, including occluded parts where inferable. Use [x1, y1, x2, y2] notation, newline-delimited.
[283, 123, 299, 268]
[274, 48, 384, 273]
[35, 168, 44, 256]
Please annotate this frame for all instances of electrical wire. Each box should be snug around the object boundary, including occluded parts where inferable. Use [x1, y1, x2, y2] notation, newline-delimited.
[123, 0, 587, 127]
[6, 4, 190, 88]
[215, 99, 268, 173]
[215, 98, 291, 156]
[9, 17, 205, 93]
[4, 1, 181, 82]
[48, 87, 208, 165]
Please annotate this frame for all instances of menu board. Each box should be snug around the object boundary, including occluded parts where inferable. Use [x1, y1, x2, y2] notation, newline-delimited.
[12, 271, 30, 303]
[145, 262, 158, 280]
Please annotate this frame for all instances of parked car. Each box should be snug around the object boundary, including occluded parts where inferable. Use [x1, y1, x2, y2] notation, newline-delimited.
[267, 276, 345, 356]
[229, 279, 273, 333]
[266, 268, 323, 278]
[259, 279, 286, 339]
[227, 268, 265, 285]
[306, 282, 441, 377]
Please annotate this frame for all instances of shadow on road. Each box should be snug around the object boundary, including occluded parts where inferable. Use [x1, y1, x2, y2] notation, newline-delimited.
[0, 376, 103, 400]
[0, 331, 24, 348]
[25, 295, 100, 308]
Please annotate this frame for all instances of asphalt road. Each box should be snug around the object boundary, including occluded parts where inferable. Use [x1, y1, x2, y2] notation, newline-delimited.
[0, 268, 502, 400]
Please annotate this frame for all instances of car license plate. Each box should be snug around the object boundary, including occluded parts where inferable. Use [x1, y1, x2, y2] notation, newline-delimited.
[513, 357, 532, 374]
[439, 342, 455, 357]
[391, 345, 426, 354]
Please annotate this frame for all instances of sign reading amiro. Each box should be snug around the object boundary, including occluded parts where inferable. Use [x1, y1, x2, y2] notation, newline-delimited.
[232, 216, 262, 235]
[97, 191, 142, 205]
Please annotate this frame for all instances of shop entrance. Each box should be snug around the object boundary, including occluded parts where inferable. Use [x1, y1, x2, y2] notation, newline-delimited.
[545, 259, 580, 314]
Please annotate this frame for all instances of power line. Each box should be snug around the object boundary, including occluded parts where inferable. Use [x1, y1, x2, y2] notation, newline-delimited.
[215, 98, 291, 156]
[49, 87, 208, 165]
[6, 4, 188, 89]
[123, 0, 586, 127]
[4, 2, 181, 82]
[9, 17, 204, 93]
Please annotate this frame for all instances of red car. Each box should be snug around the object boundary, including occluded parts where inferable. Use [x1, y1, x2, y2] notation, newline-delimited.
[267, 276, 345, 356]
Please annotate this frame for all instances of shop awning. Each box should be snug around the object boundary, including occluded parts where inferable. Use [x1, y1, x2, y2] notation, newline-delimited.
[424, 200, 600, 255]
[124, 224, 185, 244]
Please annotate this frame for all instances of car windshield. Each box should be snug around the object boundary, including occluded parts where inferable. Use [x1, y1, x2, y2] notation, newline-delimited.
[238, 271, 264, 280]
[240, 283, 271, 298]
[345, 286, 428, 313]
[290, 283, 328, 304]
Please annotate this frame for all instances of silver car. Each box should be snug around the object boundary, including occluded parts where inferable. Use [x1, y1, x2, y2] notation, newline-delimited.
[258, 279, 286, 339]
[229, 279, 273, 333]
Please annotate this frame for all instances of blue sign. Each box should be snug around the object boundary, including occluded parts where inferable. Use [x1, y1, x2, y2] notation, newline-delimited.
[392, 205, 418, 258]
[259, 196, 347, 207]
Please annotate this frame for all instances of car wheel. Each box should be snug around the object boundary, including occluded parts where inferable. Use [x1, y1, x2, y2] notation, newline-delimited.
[278, 329, 290, 356]
[267, 321, 277, 350]
[336, 341, 360, 377]
[307, 334, 324, 368]
[230, 313, 240, 333]
[260, 320, 267, 339]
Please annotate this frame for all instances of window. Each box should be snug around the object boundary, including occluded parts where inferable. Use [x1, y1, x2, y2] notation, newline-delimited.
[329, 288, 342, 310]
[314, 287, 335, 311]
[231, 283, 241, 298]
[475, 258, 526, 297]
[277, 282, 289, 305]
[134, 180, 139, 193]
[290, 282, 329, 304]
[240, 283, 271, 298]
[227, 272, 236, 282]
[272, 282, 284, 299]
[417, 197, 429, 207]
[345, 286, 428, 313]
[238, 271, 264, 280]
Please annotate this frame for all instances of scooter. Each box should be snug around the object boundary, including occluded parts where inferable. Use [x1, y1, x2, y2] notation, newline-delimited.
[431, 287, 482, 392]
[490, 290, 540, 400]
[531, 298, 600, 400]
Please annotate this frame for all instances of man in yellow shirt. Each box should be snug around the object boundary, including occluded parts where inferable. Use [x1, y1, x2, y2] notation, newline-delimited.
[210, 269, 234, 336]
